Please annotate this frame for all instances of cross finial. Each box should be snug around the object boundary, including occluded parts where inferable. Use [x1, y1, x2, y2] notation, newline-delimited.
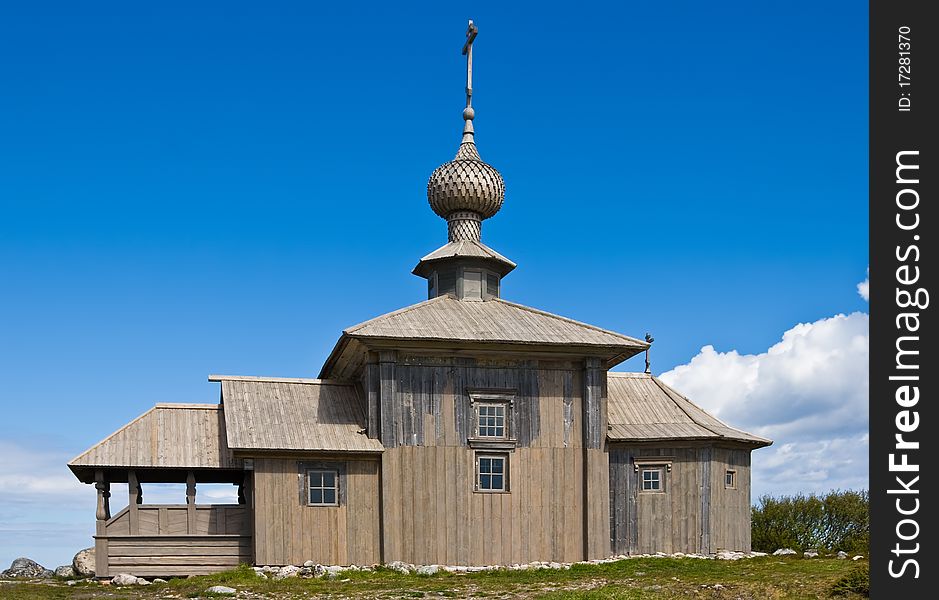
[461, 20, 479, 143]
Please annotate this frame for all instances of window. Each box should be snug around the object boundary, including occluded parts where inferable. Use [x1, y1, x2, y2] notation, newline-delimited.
[307, 470, 339, 506]
[476, 403, 506, 438]
[725, 469, 737, 489]
[641, 467, 662, 492]
[476, 454, 507, 492]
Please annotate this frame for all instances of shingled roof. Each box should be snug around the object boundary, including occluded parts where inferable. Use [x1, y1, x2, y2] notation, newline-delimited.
[68, 404, 241, 482]
[607, 372, 771, 446]
[214, 375, 384, 453]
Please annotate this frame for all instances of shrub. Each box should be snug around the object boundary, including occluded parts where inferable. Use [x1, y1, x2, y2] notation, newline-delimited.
[830, 564, 870, 596]
[751, 490, 869, 554]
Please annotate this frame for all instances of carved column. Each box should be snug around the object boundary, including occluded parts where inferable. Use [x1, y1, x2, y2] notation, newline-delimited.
[186, 471, 197, 534]
[127, 470, 139, 535]
[94, 470, 110, 577]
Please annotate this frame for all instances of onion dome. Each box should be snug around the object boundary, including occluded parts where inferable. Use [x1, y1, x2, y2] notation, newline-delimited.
[426, 21, 505, 243]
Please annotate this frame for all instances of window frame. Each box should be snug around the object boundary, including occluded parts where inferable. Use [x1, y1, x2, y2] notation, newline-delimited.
[297, 461, 346, 507]
[724, 469, 737, 490]
[475, 402, 508, 439]
[634, 458, 671, 495]
[467, 389, 516, 448]
[640, 467, 664, 493]
[306, 469, 340, 506]
[475, 453, 509, 493]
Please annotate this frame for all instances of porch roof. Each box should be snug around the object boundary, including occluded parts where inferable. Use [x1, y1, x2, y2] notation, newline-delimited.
[68, 404, 242, 483]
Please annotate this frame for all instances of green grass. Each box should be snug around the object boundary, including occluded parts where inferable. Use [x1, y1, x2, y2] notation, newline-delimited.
[0, 557, 869, 599]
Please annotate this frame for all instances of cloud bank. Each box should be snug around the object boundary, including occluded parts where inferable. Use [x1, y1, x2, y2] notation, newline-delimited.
[660, 279, 869, 499]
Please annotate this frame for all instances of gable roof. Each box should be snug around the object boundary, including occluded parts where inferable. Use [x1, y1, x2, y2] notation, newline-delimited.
[68, 404, 241, 482]
[214, 375, 383, 453]
[607, 372, 771, 446]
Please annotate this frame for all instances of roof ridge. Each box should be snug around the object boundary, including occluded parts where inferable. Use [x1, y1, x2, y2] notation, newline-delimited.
[68, 405, 158, 466]
[344, 296, 449, 334]
[607, 371, 649, 378]
[154, 403, 220, 409]
[491, 298, 647, 347]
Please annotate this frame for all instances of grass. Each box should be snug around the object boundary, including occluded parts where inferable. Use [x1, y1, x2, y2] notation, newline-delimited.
[0, 557, 869, 599]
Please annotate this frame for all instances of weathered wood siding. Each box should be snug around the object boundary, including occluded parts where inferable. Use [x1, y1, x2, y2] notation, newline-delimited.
[709, 447, 752, 552]
[106, 505, 249, 536]
[375, 356, 608, 564]
[252, 456, 381, 566]
[609, 445, 753, 555]
[100, 535, 252, 577]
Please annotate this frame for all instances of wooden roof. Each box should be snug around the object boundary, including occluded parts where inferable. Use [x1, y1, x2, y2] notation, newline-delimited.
[215, 375, 383, 453]
[68, 404, 241, 481]
[347, 295, 646, 348]
[607, 372, 772, 446]
[413, 240, 516, 276]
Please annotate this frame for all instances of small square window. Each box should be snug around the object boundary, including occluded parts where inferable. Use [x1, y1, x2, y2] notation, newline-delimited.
[476, 403, 507, 438]
[640, 467, 663, 492]
[308, 469, 339, 506]
[725, 470, 737, 489]
[476, 454, 507, 492]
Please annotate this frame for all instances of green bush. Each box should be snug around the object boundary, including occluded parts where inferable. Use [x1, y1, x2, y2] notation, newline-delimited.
[751, 490, 869, 554]
[830, 564, 870, 596]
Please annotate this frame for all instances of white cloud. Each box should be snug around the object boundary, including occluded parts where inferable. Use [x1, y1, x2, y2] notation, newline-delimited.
[659, 306, 869, 499]
[858, 268, 869, 301]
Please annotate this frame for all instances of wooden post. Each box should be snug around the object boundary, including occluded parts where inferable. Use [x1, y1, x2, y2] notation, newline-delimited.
[94, 470, 110, 578]
[127, 470, 139, 535]
[186, 471, 197, 534]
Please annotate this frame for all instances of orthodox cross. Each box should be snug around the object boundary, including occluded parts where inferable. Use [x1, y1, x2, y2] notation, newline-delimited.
[462, 20, 479, 114]
[644, 333, 655, 374]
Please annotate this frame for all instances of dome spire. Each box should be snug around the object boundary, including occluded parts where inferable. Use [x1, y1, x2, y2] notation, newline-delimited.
[460, 20, 478, 147]
[427, 20, 505, 243]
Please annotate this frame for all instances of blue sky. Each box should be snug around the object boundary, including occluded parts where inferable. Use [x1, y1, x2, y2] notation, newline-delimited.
[1, 1, 867, 568]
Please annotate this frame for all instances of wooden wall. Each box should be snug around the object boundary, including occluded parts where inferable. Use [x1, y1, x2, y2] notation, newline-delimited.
[375, 357, 609, 565]
[709, 447, 752, 552]
[609, 445, 753, 555]
[252, 456, 381, 566]
[101, 535, 251, 577]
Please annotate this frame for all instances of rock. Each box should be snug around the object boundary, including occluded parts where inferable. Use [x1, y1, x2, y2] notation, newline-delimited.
[713, 583, 724, 590]
[303, 560, 316, 567]
[387, 560, 412, 574]
[773, 548, 797, 556]
[715, 551, 745, 560]
[111, 573, 140, 586]
[206, 585, 237, 595]
[153, 578, 167, 583]
[274, 565, 301, 579]
[836, 551, 848, 559]
[417, 564, 439, 575]
[136, 578, 152, 586]
[2, 557, 54, 579]
[853, 555, 864, 561]
[55, 565, 76, 578]
[72, 548, 96, 578]
[67, 580, 78, 586]
[804, 550, 819, 559]
[749, 552, 768, 557]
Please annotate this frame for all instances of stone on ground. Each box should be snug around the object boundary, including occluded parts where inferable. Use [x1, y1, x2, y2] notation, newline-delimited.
[111, 573, 139, 586]
[54, 565, 76, 578]
[72, 547, 96, 578]
[2, 557, 54, 579]
[206, 585, 237, 595]
[772, 548, 797, 556]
